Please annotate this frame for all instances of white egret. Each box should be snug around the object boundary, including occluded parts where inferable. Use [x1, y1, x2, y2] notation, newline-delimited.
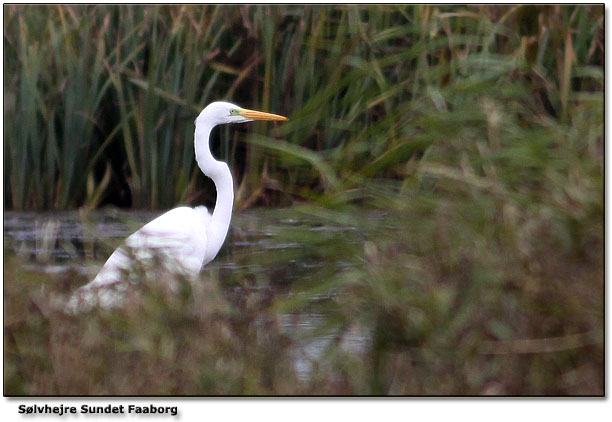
[67, 101, 287, 311]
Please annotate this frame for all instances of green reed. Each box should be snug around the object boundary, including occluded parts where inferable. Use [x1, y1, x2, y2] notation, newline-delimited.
[4, 5, 603, 211]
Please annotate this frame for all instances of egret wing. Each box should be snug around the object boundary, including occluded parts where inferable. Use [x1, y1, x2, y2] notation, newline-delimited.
[90, 206, 210, 288]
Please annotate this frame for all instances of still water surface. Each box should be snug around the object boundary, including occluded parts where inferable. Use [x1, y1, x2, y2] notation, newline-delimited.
[4, 208, 370, 378]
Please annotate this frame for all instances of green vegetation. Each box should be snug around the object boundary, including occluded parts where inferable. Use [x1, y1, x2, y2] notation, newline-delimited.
[4, 5, 603, 395]
[5, 5, 603, 211]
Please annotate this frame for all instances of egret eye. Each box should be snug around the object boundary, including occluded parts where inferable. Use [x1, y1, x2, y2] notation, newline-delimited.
[230, 109, 239, 116]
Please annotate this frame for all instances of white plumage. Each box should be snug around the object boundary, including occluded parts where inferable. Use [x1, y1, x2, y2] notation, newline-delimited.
[67, 102, 287, 312]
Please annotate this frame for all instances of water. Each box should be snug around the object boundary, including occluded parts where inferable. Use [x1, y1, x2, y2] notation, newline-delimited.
[4, 208, 370, 379]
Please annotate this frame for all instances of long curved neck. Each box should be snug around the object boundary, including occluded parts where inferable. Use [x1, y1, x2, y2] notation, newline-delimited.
[194, 122, 234, 263]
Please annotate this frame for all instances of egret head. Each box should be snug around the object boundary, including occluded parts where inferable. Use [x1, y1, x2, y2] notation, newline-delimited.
[196, 101, 288, 126]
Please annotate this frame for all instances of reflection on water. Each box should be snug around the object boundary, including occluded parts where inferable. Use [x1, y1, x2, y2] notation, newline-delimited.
[3, 208, 369, 379]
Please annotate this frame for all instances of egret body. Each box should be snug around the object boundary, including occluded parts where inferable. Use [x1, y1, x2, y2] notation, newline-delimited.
[68, 102, 287, 311]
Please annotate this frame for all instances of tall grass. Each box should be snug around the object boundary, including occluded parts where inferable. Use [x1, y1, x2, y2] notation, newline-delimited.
[5, 5, 603, 210]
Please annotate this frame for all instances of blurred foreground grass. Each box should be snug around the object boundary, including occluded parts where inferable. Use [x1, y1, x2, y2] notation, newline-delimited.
[4, 191, 603, 394]
[3, 4, 604, 395]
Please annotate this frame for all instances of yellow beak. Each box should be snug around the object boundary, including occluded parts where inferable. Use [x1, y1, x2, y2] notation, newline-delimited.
[239, 108, 288, 121]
